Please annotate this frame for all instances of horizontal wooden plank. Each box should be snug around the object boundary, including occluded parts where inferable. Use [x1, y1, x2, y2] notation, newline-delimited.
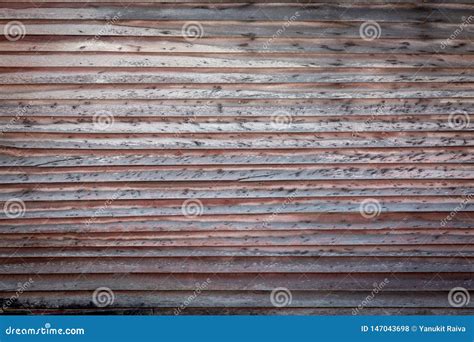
[0, 132, 471, 149]
[1, 36, 472, 54]
[1, 230, 471, 248]
[0, 3, 470, 22]
[2, 68, 474, 84]
[1, 53, 473, 68]
[2, 212, 471, 233]
[1, 273, 471, 291]
[2, 83, 474, 100]
[0, 115, 469, 133]
[2, 245, 473, 258]
[0, 199, 471, 218]
[0, 148, 472, 168]
[1, 89, 471, 100]
[1, 20, 472, 39]
[0, 290, 471, 308]
[1, 148, 472, 167]
[0, 164, 471, 184]
[1, 98, 471, 116]
[0, 179, 471, 201]
[1, 256, 471, 273]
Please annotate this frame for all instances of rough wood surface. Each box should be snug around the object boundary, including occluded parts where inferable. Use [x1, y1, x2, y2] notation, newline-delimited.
[0, 0, 472, 315]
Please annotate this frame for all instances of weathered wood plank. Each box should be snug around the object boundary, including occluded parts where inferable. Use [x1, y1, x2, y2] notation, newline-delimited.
[1, 230, 471, 248]
[2, 245, 473, 258]
[1, 36, 472, 54]
[1, 273, 471, 292]
[0, 132, 471, 149]
[0, 256, 471, 273]
[1, 290, 471, 308]
[0, 164, 471, 185]
[1, 53, 472, 68]
[0, 115, 469, 133]
[1, 20, 471, 39]
[2, 88, 471, 99]
[2, 68, 474, 84]
[0, 3, 470, 22]
[1, 98, 471, 117]
[0, 196, 472, 218]
[0, 148, 472, 167]
[2, 212, 471, 233]
[0, 179, 471, 201]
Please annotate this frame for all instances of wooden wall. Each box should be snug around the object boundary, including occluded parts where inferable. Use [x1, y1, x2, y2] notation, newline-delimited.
[0, 0, 472, 314]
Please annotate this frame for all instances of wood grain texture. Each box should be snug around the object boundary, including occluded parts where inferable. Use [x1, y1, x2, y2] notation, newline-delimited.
[1, 20, 472, 39]
[0, 0, 472, 315]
